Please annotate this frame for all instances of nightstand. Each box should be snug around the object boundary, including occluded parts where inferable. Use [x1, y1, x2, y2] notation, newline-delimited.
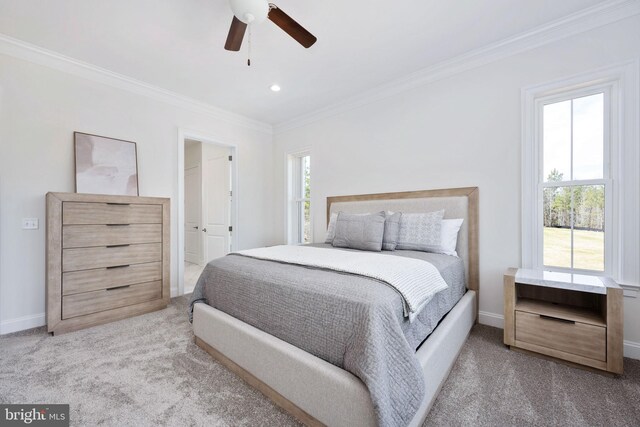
[504, 268, 623, 374]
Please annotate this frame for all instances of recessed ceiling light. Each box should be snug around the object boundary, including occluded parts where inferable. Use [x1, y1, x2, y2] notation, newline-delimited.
[270, 84, 281, 92]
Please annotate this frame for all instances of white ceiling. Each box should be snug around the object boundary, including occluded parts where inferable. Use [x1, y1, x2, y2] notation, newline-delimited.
[0, 0, 608, 125]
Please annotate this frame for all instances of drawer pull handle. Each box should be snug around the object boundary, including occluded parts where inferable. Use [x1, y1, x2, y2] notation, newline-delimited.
[539, 314, 575, 324]
[106, 264, 130, 270]
[106, 285, 130, 291]
[106, 244, 130, 248]
[106, 224, 130, 227]
[106, 203, 130, 206]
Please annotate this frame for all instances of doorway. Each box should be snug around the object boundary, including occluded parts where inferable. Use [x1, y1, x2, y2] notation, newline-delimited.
[179, 133, 236, 295]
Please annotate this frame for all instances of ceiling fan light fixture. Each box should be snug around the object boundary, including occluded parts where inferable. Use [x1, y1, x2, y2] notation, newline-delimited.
[270, 84, 281, 92]
[224, 0, 317, 53]
[229, 0, 269, 24]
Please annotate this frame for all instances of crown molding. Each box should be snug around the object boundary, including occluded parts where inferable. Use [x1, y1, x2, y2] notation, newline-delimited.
[274, 0, 640, 134]
[1, 0, 638, 136]
[0, 34, 273, 135]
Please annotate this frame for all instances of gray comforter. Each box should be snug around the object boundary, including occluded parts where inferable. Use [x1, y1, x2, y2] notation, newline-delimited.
[189, 244, 465, 427]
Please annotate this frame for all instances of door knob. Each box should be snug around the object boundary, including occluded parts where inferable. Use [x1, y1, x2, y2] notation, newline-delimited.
[202, 228, 207, 232]
[193, 226, 199, 229]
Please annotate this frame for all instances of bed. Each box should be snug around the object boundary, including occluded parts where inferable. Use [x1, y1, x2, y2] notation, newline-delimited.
[190, 187, 479, 427]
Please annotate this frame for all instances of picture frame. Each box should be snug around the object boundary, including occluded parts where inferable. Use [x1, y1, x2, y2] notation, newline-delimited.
[74, 132, 139, 196]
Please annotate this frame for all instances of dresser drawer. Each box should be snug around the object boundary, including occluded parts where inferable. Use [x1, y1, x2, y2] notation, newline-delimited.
[62, 280, 162, 319]
[62, 243, 162, 272]
[63, 202, 162, 225]
[63, 224, 162, 248]
[63, 261, 162, 295]
[515, 311, 606, 361]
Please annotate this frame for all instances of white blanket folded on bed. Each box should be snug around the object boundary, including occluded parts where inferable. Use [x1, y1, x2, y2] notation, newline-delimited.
[236, 245, 448, 321]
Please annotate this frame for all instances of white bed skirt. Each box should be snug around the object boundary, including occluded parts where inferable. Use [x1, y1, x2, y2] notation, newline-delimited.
[193, 290, 477, 426]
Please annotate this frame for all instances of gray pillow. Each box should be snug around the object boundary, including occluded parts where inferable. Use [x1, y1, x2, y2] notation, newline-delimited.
[382, 212, 402, 251]
[332, 211, 386, 251]
[396, 210, 445, 251]
[325, 212, 366, 243]
[325, 213, 338, 244]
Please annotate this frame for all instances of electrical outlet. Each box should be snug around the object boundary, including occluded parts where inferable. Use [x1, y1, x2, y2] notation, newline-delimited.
[22, 218, 39, 230]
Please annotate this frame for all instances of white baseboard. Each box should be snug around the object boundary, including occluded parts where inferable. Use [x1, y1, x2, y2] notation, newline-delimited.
[0, 312, 46, 335]
[623, 340, 640, 360]
[478, 310, 505, 329]
[478, 310, 640, 360]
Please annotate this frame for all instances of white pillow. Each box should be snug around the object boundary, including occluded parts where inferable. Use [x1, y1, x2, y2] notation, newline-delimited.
[438, 218, 464, 257]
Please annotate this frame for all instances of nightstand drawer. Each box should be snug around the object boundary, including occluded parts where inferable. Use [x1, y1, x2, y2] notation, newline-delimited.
[515, 311, 606, 361]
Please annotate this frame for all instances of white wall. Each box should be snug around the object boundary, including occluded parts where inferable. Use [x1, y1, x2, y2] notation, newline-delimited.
[184, 141, 202, 169]
[273, 16, 640, 351]
[0, 54, 275, 333]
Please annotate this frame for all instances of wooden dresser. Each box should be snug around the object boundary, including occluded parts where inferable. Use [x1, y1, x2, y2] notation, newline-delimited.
[504, 268, 623, 374]
[46, 192, 170, 334]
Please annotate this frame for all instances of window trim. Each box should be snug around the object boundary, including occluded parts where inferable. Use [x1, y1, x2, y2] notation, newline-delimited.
[522, 62, 639, 282]
[285, 149, 312, 245]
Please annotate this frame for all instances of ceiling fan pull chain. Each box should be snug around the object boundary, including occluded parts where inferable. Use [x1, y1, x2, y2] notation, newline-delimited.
[247, 24, 252, 66]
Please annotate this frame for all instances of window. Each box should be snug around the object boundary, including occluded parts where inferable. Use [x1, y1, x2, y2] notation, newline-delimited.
[540, 91, 610, 272]
[524, 63, 639, 286]
[287, 152, 311, 244]
[520, 62, 640, 279]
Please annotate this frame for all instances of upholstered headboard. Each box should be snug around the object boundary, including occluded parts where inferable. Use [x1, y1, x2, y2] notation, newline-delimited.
[327, 187, 479, 299]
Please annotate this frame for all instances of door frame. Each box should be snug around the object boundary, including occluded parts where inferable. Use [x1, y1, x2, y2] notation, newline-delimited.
[177, 128, 238, 296]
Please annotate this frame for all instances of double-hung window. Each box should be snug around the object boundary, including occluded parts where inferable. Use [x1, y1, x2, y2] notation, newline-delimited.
[287, 151, 311, 244]
[540, 90, 611, 273]
[520, 65, 639, 278]
[523, 63, 639, 289]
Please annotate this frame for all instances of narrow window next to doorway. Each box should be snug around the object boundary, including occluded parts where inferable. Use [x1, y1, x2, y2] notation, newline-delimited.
[287, 152, 311, 244]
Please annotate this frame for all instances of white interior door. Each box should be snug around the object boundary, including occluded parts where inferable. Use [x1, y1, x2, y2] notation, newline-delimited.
[202, 145, 230, 263]
[184, 165, 202, 264]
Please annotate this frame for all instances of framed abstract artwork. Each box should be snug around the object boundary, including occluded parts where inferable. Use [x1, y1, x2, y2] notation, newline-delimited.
[74, 132, 139, 196]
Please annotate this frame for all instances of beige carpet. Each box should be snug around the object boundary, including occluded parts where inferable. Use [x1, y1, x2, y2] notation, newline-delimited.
[1, 296, 638, 426]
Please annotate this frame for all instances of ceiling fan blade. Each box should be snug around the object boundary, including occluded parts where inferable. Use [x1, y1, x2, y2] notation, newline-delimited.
[268, 4, 317, 48]
[224, 16, 247, 51]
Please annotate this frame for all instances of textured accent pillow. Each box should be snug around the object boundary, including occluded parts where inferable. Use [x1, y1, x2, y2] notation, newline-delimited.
[325, 213, 338, 243]
[438, 218, 464, 256]
[396, 210, 445, 251]
[382, 212, 402, 251]
[325, 212, 367, 243]
[332, 211, 386, 251]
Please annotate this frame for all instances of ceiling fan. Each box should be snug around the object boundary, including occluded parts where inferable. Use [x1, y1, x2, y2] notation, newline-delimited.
[224, 0, 317, 54]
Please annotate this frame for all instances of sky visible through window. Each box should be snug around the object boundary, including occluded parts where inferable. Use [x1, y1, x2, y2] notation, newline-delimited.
[543, 93, 604, 182]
